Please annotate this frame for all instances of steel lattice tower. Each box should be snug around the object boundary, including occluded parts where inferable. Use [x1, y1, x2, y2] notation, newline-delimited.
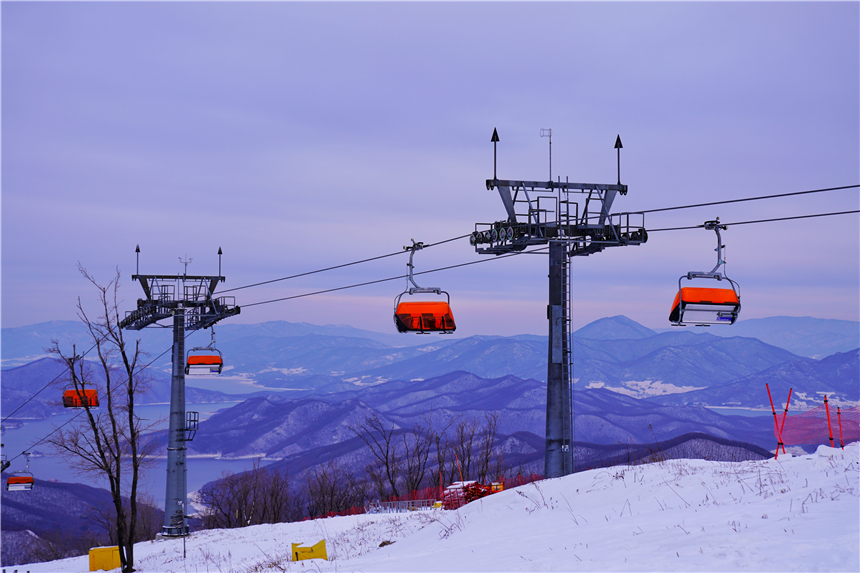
[472, 131, 647, 477]
[119, 247, 240, 536]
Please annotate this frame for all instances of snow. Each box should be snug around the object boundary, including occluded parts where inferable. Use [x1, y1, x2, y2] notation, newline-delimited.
[22, 443, 859, 572]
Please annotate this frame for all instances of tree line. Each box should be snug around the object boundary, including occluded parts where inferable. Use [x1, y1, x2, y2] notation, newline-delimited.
[197, 411, 506, 527]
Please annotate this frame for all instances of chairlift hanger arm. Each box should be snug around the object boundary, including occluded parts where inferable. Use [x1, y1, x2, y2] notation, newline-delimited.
[703, 220, 727, 274]
[404, 241, 441, 293]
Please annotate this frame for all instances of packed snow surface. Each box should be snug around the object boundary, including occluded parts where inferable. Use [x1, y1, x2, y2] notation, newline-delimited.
[24, 444, 859, 572]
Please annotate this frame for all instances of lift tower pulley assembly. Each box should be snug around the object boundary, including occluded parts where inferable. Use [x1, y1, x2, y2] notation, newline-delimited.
[471, 129, 647, 478]
[119, 247, 239, 537]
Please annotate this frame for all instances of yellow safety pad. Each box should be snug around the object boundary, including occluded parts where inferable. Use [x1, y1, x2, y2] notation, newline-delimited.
[292, 539, 328, 561]
[89, 546, 120, 571]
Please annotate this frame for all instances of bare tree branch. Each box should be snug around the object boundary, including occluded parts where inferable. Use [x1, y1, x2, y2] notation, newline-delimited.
[46, 267, 157, 573]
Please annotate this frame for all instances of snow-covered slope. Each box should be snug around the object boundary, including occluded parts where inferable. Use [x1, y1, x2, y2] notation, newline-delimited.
[23, 444, 858, 572]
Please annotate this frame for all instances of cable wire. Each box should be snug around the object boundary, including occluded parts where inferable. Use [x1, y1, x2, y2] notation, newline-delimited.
[648, 209, 860, 232]
[242, 246, 549, 309]
[218, 186, 858, 296]
[1, 339, 100, 424]
[637, 184, 858, 215]
[5, 341, 176, 465]
[8, 411, 85, 463]
[217, 233, 472, 295]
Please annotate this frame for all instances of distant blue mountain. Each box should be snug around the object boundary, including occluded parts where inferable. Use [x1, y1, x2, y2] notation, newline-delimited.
[0, 319, 423, 367]
[574, 315, 657, 340]
[572, 334, 802, 400]
[658, 316, 859, 358]
[0, 321, 93, 366]
[1, 357, 254, 420]
[182, 371, 776, 472]
[648, 349, 859, 410]
[4, 316, 856, 412]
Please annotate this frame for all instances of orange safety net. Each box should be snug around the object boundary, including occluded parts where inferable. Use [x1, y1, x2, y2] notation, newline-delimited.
[63, 389, 99, 408]
[776, 404, 859, 446]
[395, 301, 456, 333]
[187, 355, 223, 366]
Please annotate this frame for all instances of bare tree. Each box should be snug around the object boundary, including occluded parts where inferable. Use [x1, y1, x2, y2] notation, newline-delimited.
[425, 413, 458, 488]
[47, 267, 159, 573]
[350, 414, 402, 498]
[364, 462, 389, 500]
[88, 496, 162, 545]
[401, 422, 433, 493]
[305, 460, 368, 517]
[476, 412, 501, 483]
[198, 459, 299, 529]
[452, 418, 478, 481]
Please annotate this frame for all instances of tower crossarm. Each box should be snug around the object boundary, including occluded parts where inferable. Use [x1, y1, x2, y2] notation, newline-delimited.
[486, 179, 628, 195]
[120, 274, 238, 331]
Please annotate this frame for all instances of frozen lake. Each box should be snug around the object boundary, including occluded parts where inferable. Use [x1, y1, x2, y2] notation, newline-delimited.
[2, 400, 268, 508]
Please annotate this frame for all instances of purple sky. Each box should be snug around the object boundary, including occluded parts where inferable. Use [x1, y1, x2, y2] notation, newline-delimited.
[2, 2, 858, 337]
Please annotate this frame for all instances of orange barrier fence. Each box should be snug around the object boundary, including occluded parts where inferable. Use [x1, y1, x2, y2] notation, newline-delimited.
[771, 398, 859, 449]
[304, 473, 545, 520]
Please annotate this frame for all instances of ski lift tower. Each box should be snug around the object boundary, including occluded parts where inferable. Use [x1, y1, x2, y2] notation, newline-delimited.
[471, 130, 647, 478]
[119, 247, 240, 536]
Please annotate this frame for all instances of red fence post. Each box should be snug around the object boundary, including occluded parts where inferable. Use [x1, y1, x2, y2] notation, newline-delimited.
[825, 396, 834, 448]
[766, 383, 785, 458]
[837, 407, 845, 449]
[776, 388, 793, 459]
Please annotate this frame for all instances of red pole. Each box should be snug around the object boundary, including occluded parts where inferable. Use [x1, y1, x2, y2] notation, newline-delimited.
[776, 389, 793, 459]
[825, 396, 834, 448]
[837, 407, 845, 449]
[766, 383, 783, 459]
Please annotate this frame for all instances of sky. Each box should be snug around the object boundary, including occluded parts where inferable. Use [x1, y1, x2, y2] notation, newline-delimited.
[20, 443, 860, 572]
[2, 2, 858, 338]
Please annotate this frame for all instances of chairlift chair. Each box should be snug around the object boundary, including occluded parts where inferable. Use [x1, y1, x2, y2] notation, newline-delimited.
[394, 240, 456, 334]
[5, 453, 34, 492]
[669, 220, 741, 326]
[185, 328, 224, 375]
[62, 388, 99, 408]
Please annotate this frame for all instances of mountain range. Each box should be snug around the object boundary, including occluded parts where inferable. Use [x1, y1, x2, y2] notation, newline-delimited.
[165, 369, 779, 476]
[4, 316, 857, 422]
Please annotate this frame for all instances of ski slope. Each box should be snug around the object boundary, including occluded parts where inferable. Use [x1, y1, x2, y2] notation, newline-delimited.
[23, 444, 858, 572]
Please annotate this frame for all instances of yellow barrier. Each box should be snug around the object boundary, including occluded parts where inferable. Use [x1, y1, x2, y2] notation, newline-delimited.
[292, 539, 327, 561]
[89, 546, 121, 571]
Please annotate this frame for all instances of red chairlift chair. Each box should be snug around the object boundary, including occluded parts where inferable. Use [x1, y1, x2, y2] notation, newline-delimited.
[393, 240, 456, 334]
[62, 388, 99, 408]
[669, 219, 741, 326]
[5, 453, 34, 492]
[185, 328, 224, 375]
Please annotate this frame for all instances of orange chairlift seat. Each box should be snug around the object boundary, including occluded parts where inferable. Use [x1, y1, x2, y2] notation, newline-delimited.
[62, 388, 99, 408]
[186, 349, 223, 375]
[394, 240, 456, 334]
[185, 328, 224, 375]
[5, 453, 34, 492]
[395, 300, 456, 333]
[669, 219, 741, 326]
[6, 475, 35, 491]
